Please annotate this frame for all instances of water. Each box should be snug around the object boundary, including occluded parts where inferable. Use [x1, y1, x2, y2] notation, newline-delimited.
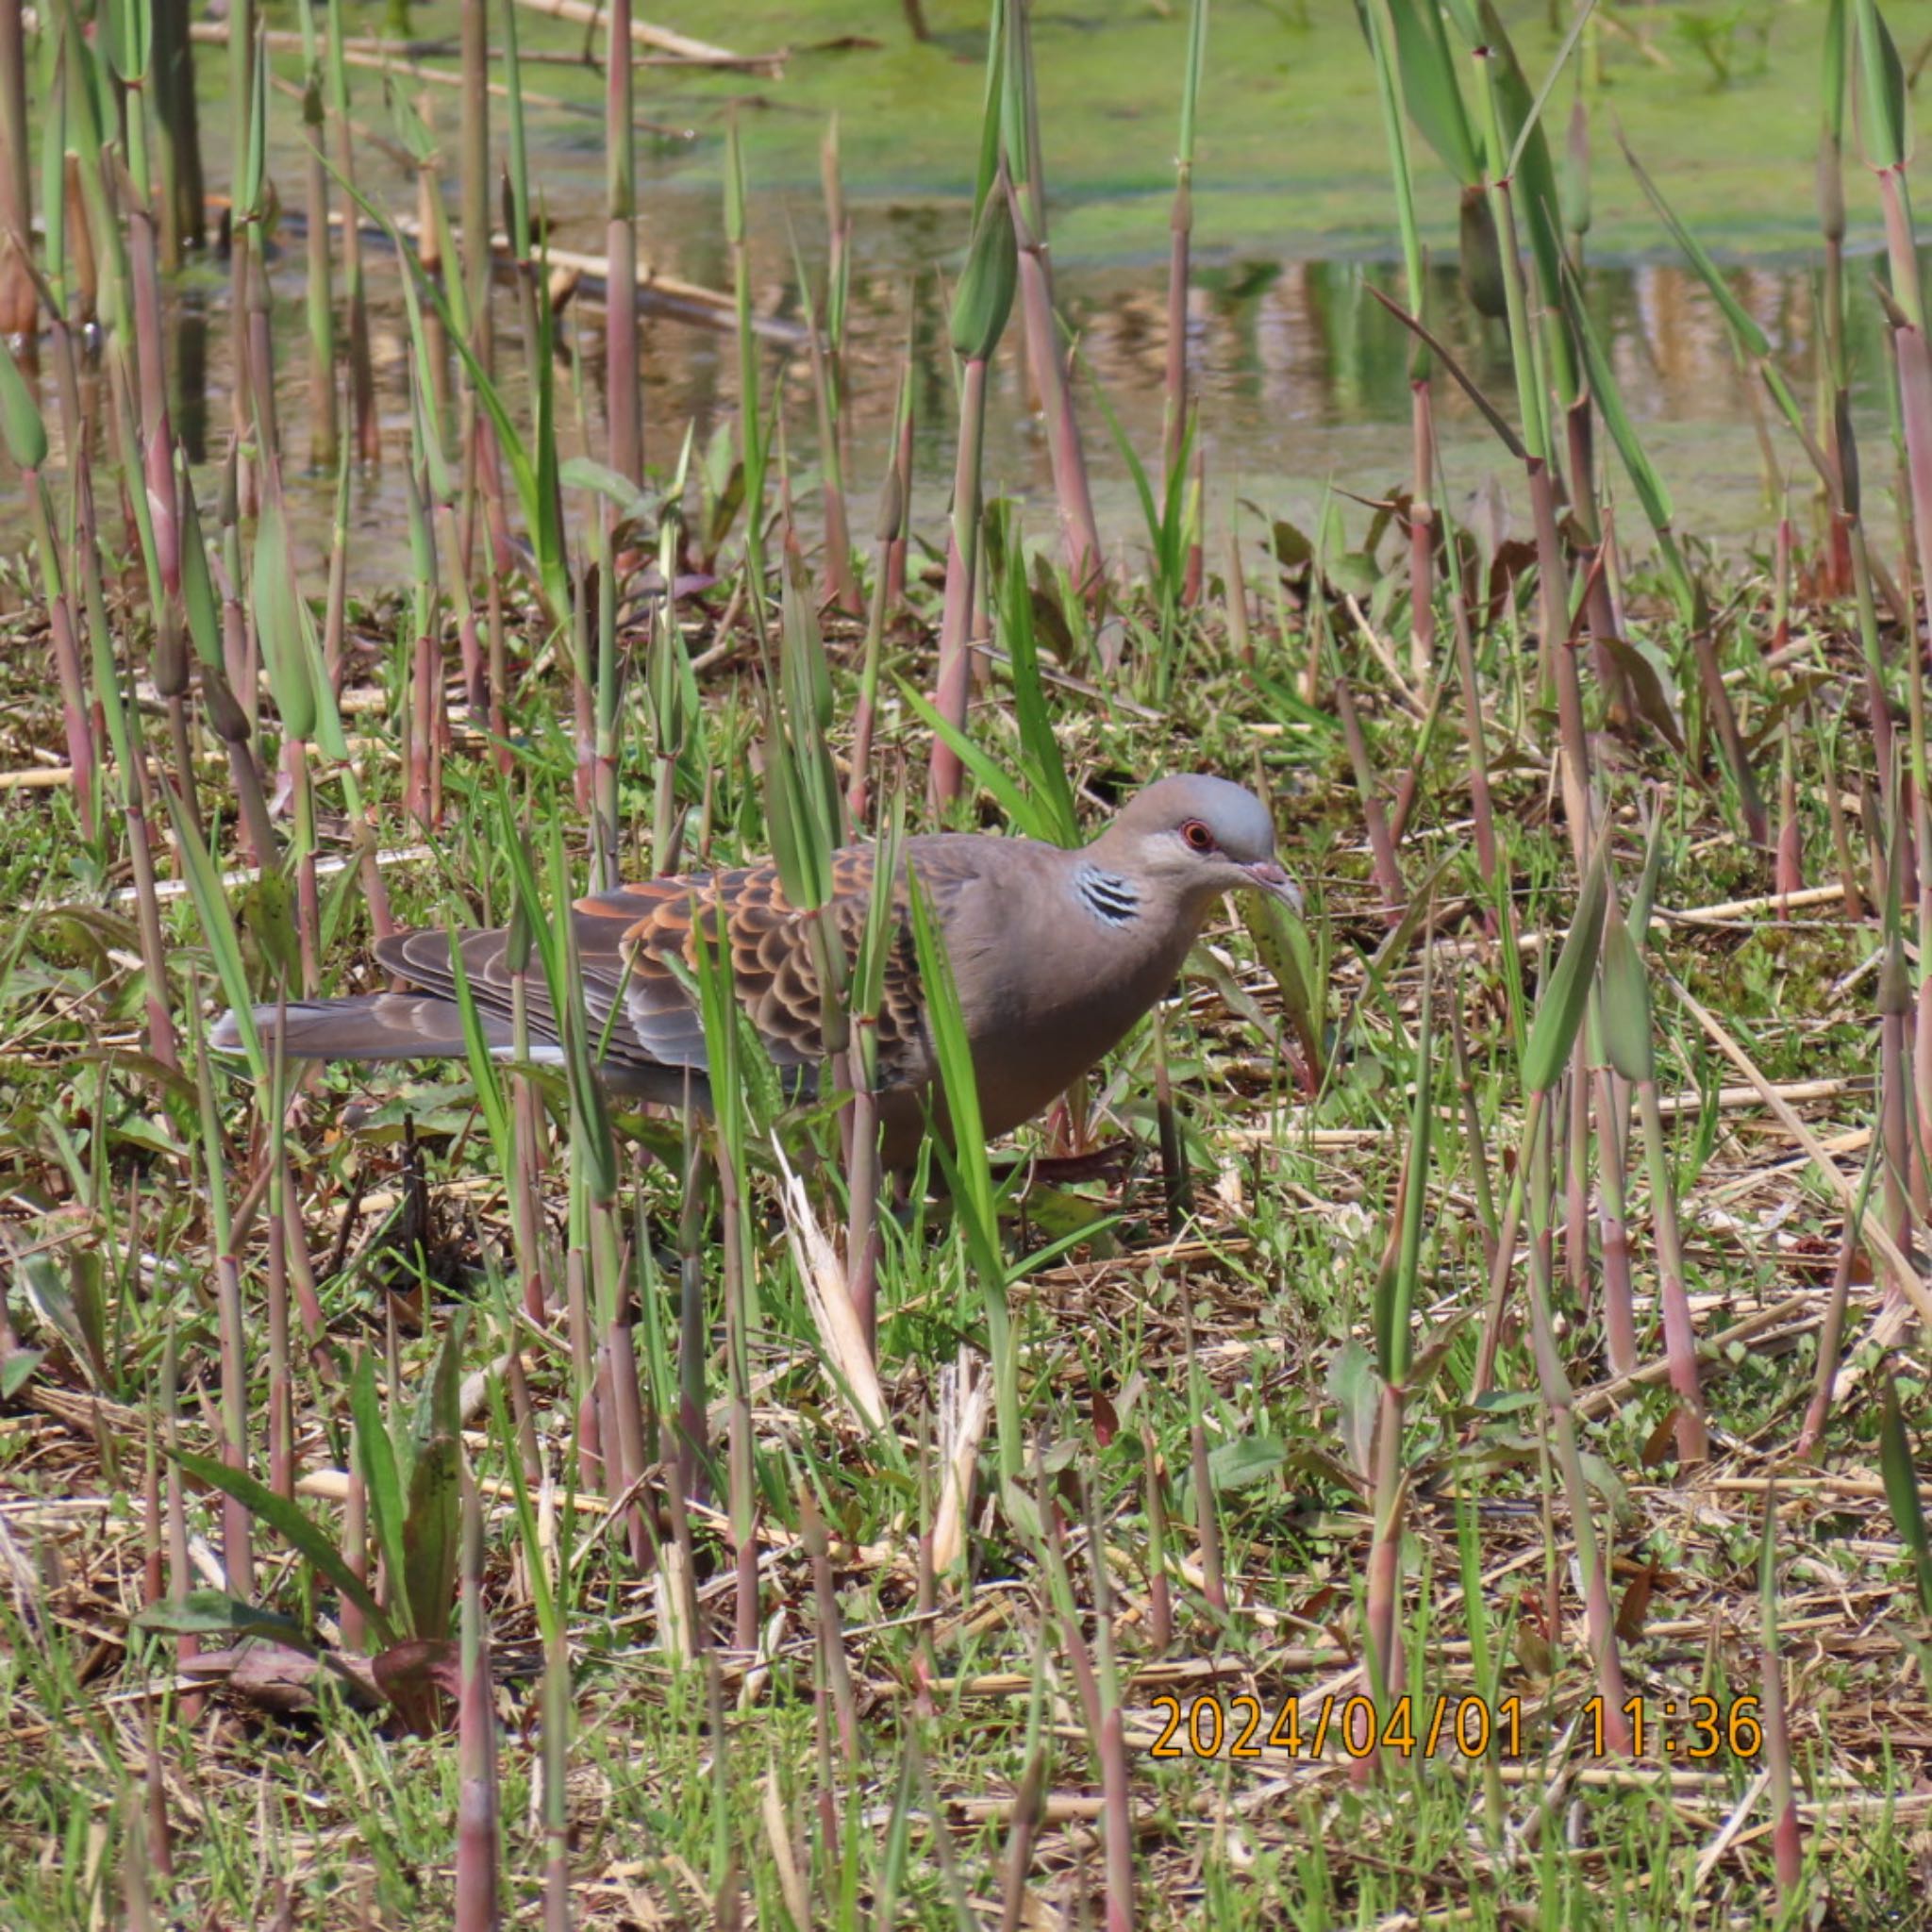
[7, 0, 1911, 598]
[12, 208, 1890, 590]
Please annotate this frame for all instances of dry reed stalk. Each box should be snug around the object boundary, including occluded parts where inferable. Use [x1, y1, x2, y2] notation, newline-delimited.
[813, 118, 860, 613]
[0, 0, 32, 335]
[454, 1468, 501, 1932]
[605, 0, 641, 486]
[774, 1146, 887, 1431]
[719, 1129, 760, 1653]
[800, 1490, 860, 1767]
[932, 1350, 991, 1577]
[1333, 676, 1405, 919]
[1006, 0, 1102, 596]
[930, 346, 994, 807]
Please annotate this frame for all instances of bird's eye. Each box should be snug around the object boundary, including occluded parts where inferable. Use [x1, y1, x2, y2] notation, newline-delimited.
[1180, 819, 1215, 854]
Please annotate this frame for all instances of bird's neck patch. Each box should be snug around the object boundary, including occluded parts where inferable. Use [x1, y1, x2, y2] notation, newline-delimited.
[1074, 864, 1141, 925]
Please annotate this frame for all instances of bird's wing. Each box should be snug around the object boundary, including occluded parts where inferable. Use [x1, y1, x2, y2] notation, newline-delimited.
[371, 919, 658, 1075]
[572, 841, 968, 1088]
[375, 837, 996, 1090]
[375, 927, 526, 1025]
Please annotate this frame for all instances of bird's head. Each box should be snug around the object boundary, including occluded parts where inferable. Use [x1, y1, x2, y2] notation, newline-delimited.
[1098, 774, 1303, 914]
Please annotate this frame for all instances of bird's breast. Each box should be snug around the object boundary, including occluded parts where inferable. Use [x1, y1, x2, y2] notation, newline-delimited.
[962, 904, 1201, 1141]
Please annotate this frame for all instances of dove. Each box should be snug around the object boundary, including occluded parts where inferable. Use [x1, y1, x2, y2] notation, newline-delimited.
[214, 774, 1299, 1166]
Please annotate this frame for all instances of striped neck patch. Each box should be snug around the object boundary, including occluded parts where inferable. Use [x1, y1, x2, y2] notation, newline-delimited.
[1074, 864, 1141, 925]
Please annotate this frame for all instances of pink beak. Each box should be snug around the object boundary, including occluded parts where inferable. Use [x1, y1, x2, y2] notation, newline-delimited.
[1244, 858, 1304, 913]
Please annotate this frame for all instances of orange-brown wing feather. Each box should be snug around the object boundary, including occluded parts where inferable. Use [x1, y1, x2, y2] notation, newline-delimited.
[372, 835, 995, 1091]
[566, 840, 972, 1089]
[569, 846, 899, 1079]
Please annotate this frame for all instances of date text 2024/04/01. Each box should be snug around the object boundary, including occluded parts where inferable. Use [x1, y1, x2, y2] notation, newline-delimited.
[1143, 1691, 1767, 1763]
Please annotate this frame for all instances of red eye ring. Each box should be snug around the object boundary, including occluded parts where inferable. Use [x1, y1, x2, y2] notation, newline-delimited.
[1180, 818, 1215, 854]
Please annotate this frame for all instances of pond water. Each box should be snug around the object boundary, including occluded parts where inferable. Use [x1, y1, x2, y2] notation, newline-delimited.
[68, 226, 1886, 593]
[7, 0, 1913, 592]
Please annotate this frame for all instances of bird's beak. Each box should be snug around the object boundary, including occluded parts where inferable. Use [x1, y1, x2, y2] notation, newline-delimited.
[1243, 858, 1304, 914]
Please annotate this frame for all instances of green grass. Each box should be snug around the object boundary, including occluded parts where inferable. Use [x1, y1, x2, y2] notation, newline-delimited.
[4, 0, 1932, 1923]
[3, 547, 1929, 1923]
[230, 2, 1932, 265]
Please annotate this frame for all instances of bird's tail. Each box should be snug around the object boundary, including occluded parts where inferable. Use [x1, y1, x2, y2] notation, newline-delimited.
[209, 993, 517, 1064]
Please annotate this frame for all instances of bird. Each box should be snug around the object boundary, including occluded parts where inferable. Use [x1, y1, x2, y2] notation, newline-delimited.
[213, 774, 1300, 1168]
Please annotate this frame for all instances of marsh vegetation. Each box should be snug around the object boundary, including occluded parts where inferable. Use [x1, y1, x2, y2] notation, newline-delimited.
[3, 1, 1932, 1925]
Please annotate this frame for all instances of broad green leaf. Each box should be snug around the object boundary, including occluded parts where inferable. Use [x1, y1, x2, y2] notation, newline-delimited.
[1383, 0, 1481, 184]
[1853, 0, 1908, 171]
[949, 175, 1018, 363]
[972, 0, 1006, 212]
[1598, 898, 1655, 1085]
[401, 1314, 466, 1645]
[997, 528, 1079, 848]
[766, 558, 844, 910]
[351, 1351, 412, 1636]
[1477, 2, 1567, 325]
[134, 1591, 318, 1651]
[1000, 1475, 1043, 1547]
[0, 341, 47, 470]
[443, 924, 513, 1170]
[165, 791, 263, 1079]
[1241, 891, 1323, 1079]
[1880, 1371, 1932, 1615]
[1328, 1337, 1378, 1482]
[908, 871, 995, 1256]
[171, 1446, 388, 1635]
[0, 1349, 42, 1398]
[1626, 808, 1671, 941]
[549, 824, 620, 1206]
[176, 462, 223, 673]
[849, 798, 906, 1090]
[1522, 845, 1608, 1092]
[895, 679, 1058, 842]
[1208, 1435, 1289, 1493]
[1599, 635, 1686, 756]
[560, 455, 657, 524]
[253, 496, 316, 743]
[908, 867, 1021, 1482]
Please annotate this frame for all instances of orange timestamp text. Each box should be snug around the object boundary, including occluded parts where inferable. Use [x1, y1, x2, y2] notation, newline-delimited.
[1144, 1692, 1766, 1763]
[1147, 1692, 1528, 1762]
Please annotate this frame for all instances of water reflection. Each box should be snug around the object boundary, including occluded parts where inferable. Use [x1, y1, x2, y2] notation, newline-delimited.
[8, 227, 1893, 581]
